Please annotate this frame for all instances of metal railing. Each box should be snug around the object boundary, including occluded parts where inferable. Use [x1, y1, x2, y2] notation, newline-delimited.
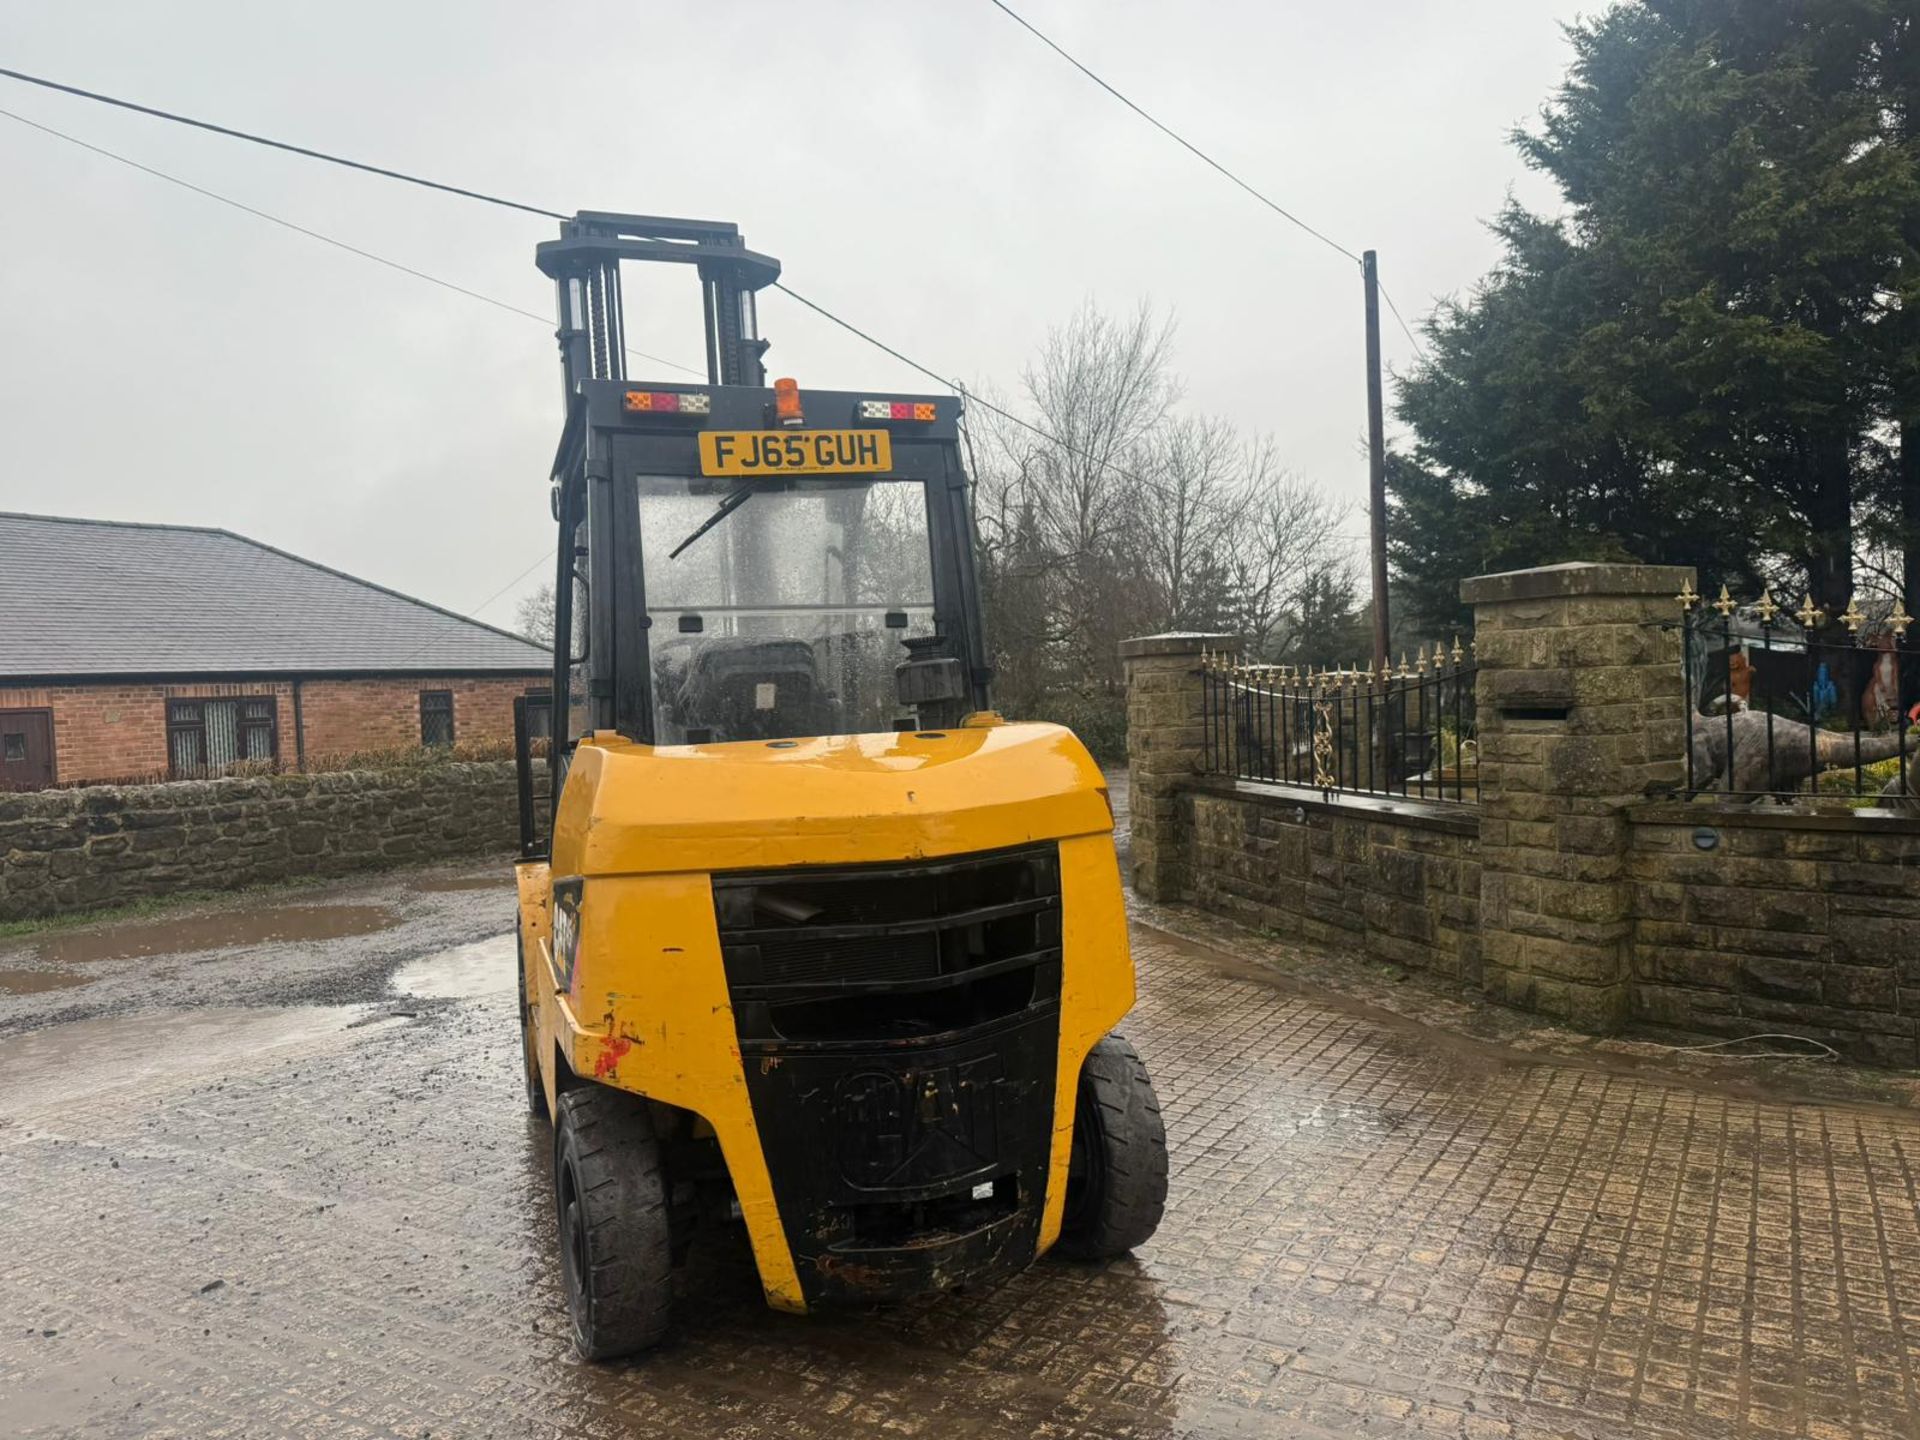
[1201, 645, 1480, 805]
[1679, 581, 1918, 804]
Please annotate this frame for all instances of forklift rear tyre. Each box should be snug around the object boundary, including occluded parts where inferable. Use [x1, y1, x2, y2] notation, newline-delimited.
[516, 934, 546, 1120]
[553, 1086, 673, 1359]
[1057, 1033, 1168, 1260]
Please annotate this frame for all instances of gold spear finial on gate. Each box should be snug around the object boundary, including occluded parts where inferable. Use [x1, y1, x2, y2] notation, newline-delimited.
[1840, 598, 1866, 635]
[1754, 587, 1778, 625]
[1711, 584, 1737, 618]
[1450, 634, 1465, 665]
[1891, 606, 1915, 640]
[1795, 593, 1825, 629]
[1676, 577, 1700, 611]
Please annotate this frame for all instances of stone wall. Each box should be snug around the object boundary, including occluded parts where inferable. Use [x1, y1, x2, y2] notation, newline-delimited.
[1464, 562, 1689, 1031]
[0, 760, 541, 921]
[1188, 779, 1482, 981]
[1126, 562, 1920, 1066]
[1628, 806, 1920, 1065]
[1120, 632, 1236, 904]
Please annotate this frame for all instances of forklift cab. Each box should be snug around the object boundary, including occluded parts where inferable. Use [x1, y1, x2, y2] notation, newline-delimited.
[548, 379, 987, 758]
[522, 214, 990, 777]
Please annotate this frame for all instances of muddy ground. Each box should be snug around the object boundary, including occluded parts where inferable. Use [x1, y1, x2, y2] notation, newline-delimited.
[0, 865, 515, 1037]
[4, 845, 1920, 1438]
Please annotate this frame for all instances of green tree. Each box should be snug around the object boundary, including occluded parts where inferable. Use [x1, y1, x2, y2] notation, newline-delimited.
[1873, 7, 1920, 621]
[1393, 0, 1920, 631]
[1286, 568, 1371, 674]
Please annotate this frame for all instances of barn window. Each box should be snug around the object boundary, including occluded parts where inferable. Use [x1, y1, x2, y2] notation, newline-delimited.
[167, 697, 277, 776]
[420, 690, 456, 747]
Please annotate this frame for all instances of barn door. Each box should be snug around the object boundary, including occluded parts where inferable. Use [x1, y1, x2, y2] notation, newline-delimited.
[0, 710, 55, 791]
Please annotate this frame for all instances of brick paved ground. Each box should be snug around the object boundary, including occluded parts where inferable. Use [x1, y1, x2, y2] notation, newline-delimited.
[5, 918, 1920, 1438]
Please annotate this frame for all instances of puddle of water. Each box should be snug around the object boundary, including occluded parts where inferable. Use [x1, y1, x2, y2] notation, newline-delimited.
[0, 1004, 380, 1118]
[392, 934, 515, 1000]
[21, 904, 398, 967]
[410, 874, 511, 893]
[0, 967, 90, 996]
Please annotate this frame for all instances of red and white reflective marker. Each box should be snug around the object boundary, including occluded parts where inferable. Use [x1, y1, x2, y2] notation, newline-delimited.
[623, 391, 712, 414]
[858, 400, 937, 421]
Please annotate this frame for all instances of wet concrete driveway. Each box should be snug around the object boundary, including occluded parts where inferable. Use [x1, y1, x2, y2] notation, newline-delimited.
[4, 866, 1920, 1438]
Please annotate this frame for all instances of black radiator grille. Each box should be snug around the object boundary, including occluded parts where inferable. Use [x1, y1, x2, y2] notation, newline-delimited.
[711, 845, 1062, 1042]
[745, 930, 939, 989]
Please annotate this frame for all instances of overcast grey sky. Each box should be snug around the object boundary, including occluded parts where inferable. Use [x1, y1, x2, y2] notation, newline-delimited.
[0, 1, 1582, 632]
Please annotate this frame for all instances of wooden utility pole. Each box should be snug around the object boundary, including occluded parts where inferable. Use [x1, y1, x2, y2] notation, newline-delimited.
[1363, 250, 1390, 675]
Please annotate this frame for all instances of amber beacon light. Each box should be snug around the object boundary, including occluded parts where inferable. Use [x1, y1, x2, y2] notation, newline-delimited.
[773, 376, 804, 425]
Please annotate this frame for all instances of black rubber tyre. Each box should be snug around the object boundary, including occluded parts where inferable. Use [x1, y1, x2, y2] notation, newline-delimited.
[553, 1086, 674, 1359]
[516, 933, 547, 1120]
[1057, 1032, 1168, 1260]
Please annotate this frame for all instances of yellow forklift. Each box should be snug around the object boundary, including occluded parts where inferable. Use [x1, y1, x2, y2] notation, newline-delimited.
[511, 213, 1165, 1358]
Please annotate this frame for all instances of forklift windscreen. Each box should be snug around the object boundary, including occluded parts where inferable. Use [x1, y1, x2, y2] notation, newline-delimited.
[637, 475, 935, 744]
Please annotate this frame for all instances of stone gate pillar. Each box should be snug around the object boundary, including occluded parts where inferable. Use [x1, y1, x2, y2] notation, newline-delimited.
[1118, 632, 1238, 902]
[1463, 563, 1692, 1031]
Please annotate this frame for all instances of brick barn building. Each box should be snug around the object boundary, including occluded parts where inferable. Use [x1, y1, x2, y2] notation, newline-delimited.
[0, 513, 550, 791]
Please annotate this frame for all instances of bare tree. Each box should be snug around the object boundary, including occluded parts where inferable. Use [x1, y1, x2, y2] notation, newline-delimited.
[515, 581, 556, 647]
[1130, 414, 1252, 632]
[1021, 301, 1179, 678]
[1225, 451, 1352, 660]
[957, 300, 1358, 753]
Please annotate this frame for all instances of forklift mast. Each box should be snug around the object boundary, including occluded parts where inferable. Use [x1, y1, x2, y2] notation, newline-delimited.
[532, 213, 785, 783]
[534, 212, 782, 392]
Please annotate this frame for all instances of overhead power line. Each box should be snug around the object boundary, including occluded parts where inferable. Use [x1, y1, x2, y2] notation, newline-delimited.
[771, 280, 1268, 507]
[983, 0, 1358, 264]
[2, 67, 1368, 611]
[457, 546, 557, 625]
[370, 542, 559, 674]
[0, 74, 1250, 509]
[0, 65, 567, 220]
[981, 0, 1428, 361]
[0, 107, 703, 376]
[1377, 286, 1426, 361]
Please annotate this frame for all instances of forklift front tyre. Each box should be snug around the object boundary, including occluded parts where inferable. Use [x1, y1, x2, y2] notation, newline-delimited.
[516, 933, 547, 1120]
[553, 1086, 674, 1359]
[1057, 1033, 1168, 1260]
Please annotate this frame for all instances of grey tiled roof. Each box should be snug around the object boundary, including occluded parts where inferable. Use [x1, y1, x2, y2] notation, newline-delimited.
[0, 513, 550, 679]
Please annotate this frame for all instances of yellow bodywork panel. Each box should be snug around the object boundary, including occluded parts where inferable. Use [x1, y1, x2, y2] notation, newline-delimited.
[519, 721, 1134, 1313]
[553, 722, 1111, 874]
[1040, 833, 1134, 1252]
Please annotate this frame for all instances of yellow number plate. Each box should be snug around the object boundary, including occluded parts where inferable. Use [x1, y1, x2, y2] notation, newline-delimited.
[698, 429, 892, 477]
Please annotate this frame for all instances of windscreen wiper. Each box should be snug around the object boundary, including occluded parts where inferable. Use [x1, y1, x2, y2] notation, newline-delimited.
[668, 484, 755, 560]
